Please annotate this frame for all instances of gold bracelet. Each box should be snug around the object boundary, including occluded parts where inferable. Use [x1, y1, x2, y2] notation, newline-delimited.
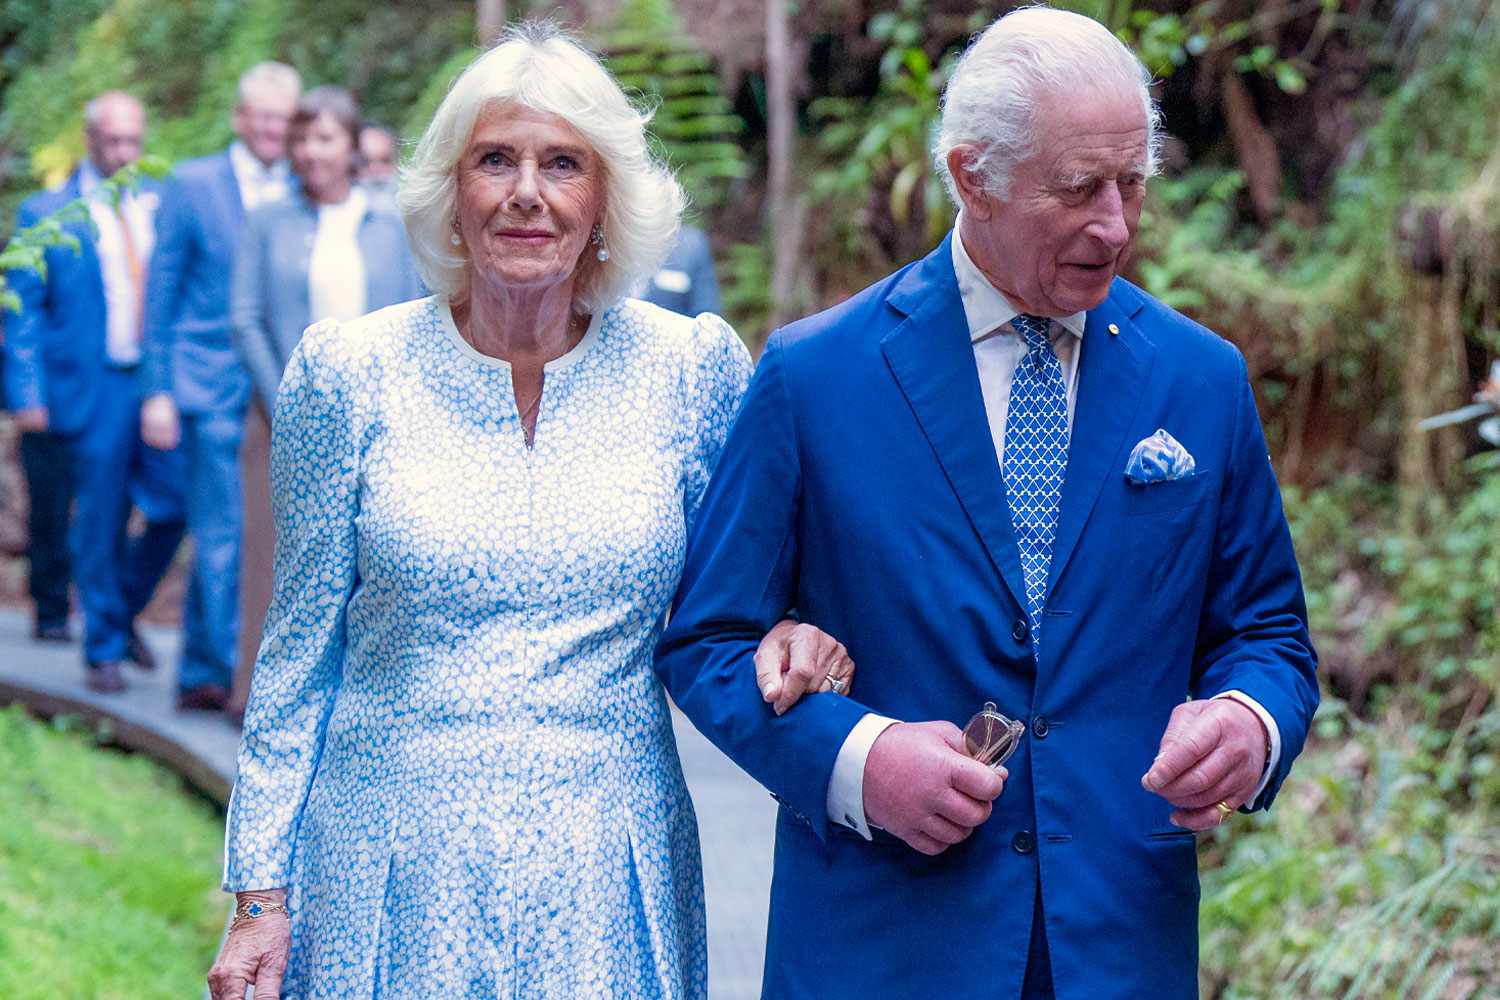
[231, 899, 289, 926]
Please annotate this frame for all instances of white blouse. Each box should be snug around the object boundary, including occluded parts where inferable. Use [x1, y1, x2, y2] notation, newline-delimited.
[307, 187, 368, 323]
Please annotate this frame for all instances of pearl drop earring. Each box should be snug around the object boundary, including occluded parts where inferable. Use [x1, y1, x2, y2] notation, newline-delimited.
[591, 224, 610, 262]
[450, 218, 462, 247]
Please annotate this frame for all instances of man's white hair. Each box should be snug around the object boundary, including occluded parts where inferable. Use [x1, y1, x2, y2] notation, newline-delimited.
[398, 21, 684, 312]
[83, 90, 144, 132]
[933, 6, 1162, 203]
[237, 61, 301, 108]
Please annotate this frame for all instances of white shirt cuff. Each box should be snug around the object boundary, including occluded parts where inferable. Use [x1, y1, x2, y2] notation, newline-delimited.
[826, 713, 900, 839]
[1213, 690, 1281, 809]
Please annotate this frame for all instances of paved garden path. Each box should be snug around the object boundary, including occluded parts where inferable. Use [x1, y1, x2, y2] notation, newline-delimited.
[0, 607, 775, 999]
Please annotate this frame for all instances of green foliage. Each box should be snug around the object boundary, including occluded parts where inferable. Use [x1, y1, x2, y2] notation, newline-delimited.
[599, 0, 749, 213]
[1226, 470, 1500, 997]
[1056, 0, 1326, 93]
[0, 707, 225, 998]
[1198, 692, 1499, 998]
[0, 155, 169, 313]
[808, 44, 952, 261]
[0, 0, 264, 180]
[0, 0, 472, 215]
[807, 1, 995, 276]
[400, 45, 482, 147]
[718, 240, 773, 348]
[0, 0, 113, 94]
[280, 0, 473, 136]
[1361, 467, 1500, 688]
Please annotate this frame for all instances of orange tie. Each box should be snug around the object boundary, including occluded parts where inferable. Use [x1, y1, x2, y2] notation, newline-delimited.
[114, 199, 145, 343]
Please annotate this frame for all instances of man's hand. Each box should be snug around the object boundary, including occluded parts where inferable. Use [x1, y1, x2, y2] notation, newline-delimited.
[1141, 699, 1268, 831]
[141, 393, 180, 451]
[753, 620, 855, 715]
[863, 721, 1005, 855]
[12, 407, 49, 433]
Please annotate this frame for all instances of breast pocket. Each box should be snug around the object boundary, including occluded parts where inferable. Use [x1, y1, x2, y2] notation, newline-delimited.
[1121, 471, 1213, 518]
[1124, 473, 1215, 617]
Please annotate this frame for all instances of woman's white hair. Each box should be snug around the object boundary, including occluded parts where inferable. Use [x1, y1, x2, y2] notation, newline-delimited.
[398, 21, 684, 312]
[933, 6, 1163, 203]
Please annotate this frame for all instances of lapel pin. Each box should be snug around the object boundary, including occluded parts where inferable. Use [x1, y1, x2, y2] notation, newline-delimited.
[1108, 323, 1120, 336]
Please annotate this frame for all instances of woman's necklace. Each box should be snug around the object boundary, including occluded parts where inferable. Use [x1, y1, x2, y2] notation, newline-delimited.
[473, 312, 587, 441]
[516, 384, 543, 424]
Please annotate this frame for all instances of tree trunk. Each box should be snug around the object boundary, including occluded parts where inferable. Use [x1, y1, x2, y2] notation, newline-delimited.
[1220, 68, 1283, 225]
[477, 0, 506, 46]
[765, 0, 806, 330]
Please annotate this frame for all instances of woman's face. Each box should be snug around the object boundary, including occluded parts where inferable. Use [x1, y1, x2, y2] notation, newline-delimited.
[291, 111, 355, 203]
[454, 103, 604, 297]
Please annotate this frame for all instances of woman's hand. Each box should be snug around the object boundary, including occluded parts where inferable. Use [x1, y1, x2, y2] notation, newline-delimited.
[754, 620, 855, 715]
[207, 889, 291, 1000]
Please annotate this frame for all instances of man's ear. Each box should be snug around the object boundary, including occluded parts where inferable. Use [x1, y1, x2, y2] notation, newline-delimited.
[946, 145, 994, 222]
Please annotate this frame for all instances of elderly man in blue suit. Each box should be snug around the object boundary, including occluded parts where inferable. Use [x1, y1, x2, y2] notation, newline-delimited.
[5, 92, 186, 694]
[139, 61, 300, 713]
[657, 9, 1319, 998]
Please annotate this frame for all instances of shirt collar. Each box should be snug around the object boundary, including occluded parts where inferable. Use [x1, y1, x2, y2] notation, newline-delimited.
[950, 213, 1087, 345]
[78, 159, 105, 197]
[229, 140, 287, 182]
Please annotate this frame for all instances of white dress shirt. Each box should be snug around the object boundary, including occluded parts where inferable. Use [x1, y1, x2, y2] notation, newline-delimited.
[229, 140, 290, 212]
[80, 160, 156, 367]
[307, 188, 368, 324]
[825, 221, 1282, 838]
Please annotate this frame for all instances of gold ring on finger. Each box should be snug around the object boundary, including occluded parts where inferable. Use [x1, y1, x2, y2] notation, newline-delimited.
[1214, 800, 1233, 820]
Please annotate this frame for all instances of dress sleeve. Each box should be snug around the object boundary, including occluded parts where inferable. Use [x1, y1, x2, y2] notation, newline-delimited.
[223, 319, 361, 891]
[677, 312, 753, 528]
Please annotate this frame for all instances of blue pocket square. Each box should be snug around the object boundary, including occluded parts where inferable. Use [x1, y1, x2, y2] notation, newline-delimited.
[1125, 429, 1196, 484]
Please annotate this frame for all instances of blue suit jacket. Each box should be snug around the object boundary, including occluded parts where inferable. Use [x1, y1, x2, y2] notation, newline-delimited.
[4, 170, 158, 434]
[657, 236, 1319, 999]
[142, 149, 251, 415]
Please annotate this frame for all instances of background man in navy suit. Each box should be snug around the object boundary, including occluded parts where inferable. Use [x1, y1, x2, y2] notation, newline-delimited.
[5, 91, 186, 694]
[140, 62, 300, 713]
[5, 284, 74, 645]
[640, 224, 721, 318]
[657, 9, 1319, 998]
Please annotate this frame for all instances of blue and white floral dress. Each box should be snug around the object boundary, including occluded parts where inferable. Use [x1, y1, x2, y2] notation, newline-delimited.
[223, 295, 752, 998]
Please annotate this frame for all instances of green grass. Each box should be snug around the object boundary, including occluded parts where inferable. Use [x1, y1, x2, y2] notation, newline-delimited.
[0, 706, 227, 999]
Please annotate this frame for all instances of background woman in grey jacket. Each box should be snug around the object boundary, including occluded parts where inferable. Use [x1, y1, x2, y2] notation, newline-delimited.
[228, 85, 423, 718]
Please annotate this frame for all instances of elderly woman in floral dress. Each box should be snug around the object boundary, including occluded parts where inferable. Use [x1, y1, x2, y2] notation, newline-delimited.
[207, 23, 853, 1000]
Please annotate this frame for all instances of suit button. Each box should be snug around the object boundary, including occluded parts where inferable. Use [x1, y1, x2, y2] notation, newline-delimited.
[1032, 716, 1049, 739]
[1011, 830, 1036, 855]
[1011, 618, 1030, 644]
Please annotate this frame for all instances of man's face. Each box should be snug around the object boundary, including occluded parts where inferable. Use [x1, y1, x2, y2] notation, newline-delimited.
[359, 128, 397, 183]
[85, 100, 146, 178]
[960, 89, 1148, 317]
[234, 89, 298, 166]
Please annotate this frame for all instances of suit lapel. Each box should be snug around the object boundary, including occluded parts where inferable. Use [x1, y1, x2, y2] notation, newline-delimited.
[881, 237, 1030, 614]
[217, 151, 245, 229]
[1045, 283, 1155, 600]
[60, 172, 106, 287]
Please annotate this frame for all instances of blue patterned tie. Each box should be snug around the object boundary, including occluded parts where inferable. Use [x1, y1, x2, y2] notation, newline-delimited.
[1003, 314, 1069, 649]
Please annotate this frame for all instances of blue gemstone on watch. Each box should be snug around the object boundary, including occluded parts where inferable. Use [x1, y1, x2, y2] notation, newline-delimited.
[247, 902, 263, 917]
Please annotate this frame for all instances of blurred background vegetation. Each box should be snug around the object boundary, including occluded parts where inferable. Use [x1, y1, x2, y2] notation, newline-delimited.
[0, 707, 224, 997]
[0, 0, 1496, 995]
